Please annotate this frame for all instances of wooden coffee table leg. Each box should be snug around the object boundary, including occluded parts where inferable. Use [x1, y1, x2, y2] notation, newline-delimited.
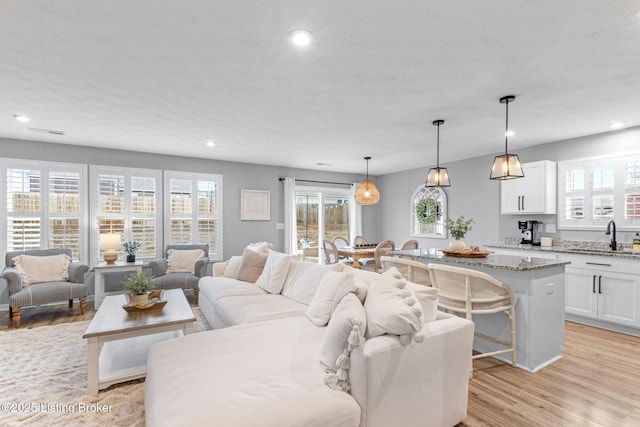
[87, 336, 99, 395]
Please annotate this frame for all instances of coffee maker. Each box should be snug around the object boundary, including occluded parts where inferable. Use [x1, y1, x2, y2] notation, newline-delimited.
[518, 220, 541, 245]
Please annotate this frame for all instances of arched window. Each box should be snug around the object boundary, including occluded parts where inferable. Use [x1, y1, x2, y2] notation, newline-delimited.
[411, 185, 447, 238]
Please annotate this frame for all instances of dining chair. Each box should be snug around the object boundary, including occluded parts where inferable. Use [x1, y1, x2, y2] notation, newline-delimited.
[322, 240, 340, 264]
[332, 236, 349, 248]
[353, 236, 368, 246]
[373, 240, 396, 273]
[400, 239, 419, 250]
[427, 263, 516, 368]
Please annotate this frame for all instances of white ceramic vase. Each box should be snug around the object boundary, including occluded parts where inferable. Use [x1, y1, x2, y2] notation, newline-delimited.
[449, 239, 466, 250]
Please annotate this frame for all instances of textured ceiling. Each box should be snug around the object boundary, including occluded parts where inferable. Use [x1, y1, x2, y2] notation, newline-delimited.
[1, 1, 639, 175]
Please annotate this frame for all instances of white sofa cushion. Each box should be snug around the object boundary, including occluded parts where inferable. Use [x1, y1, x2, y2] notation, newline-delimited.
[12, 253, 71, 286]
[319, 293, 366, 392]
[305, 270, 353, 327]
[281, 259, 334, 305]
[223, 255, 243, 278]
[213, 294, 307, 326]
[255, 251, 292, 294]
[364, 275, 425, 345]
[146, 316, 361, 427]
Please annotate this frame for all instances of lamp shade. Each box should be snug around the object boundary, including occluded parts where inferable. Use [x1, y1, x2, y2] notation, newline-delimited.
[355, 156, 380, 205]
[355, 178, 380, 205]
[426, 166, 450, 187]
[99, 233, 121, 264]
[489, 153, 524, 180]
[490, 95, 524, 181]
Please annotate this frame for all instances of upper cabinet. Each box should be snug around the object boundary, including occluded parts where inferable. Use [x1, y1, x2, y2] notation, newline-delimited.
[501, 160, 557, 215]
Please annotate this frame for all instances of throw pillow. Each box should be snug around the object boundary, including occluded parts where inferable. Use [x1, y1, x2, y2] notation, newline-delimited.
[377, 266, 439, 323]
[331, 275, 368, 315]
[246, 241, 271, 255]
[166, 249, 205, 273]
[364, 274, 425, 345]
[222, 255, 243, 278]
[305, 271, 353, 327]
[254, 250, 292, 294]
[12, 254, 71, 286]
[281, 259, 332, 305]
[235, 248, 268, 283]
[406, 282, 439, 323]
[319, 293, 366, 392]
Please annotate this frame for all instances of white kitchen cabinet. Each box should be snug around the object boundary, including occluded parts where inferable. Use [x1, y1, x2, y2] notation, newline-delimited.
[564, 260, 640, 329]
[501, 160, 557, 215]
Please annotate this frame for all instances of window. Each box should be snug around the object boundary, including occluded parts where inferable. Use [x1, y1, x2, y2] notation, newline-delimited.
[2, 160, 87, 262]
[558, 153, 640, 229]
[411, 185, 447, 238]
[90, 166, 161, 263]
[165, 171, 223, 261]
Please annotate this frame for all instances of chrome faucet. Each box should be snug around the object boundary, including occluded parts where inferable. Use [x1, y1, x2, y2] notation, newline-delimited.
[605, 220, 617, 251]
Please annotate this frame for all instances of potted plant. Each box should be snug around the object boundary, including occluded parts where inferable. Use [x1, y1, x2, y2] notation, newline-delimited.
[445, 216, 475, 249]
[123, 270, 154, 306]
[122, 240, 141, 263]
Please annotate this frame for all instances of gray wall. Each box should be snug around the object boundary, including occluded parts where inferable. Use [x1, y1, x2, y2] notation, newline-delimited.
[375, 126, 640, 249]
[0, 137, 373, 304]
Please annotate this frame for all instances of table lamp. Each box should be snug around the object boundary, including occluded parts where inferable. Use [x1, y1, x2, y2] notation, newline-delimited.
[99, 233, 121, 264]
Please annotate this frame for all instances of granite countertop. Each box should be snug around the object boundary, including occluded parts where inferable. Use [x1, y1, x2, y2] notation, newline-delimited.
[486, 242, 640, 260]
[389, 248, 570, 272]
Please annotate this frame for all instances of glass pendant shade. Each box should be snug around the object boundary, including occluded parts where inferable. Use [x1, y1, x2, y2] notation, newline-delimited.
[355, 156, 380, 205]
[490, 95, 524, 180]
[490, 153, 524, 180]
[426, 166, 450, 187]
[426, 119, 450, 187]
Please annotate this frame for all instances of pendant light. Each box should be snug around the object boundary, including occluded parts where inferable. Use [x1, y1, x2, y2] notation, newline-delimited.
[355, 156, 380, 205]
[426, 119, 451, 187]
[490, 95, 524, 180]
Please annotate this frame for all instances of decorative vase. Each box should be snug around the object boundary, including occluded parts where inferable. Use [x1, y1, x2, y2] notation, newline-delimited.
[126, 254, 136, 263]
[129, 293, 148, 307]
[449, 239, 466, 250]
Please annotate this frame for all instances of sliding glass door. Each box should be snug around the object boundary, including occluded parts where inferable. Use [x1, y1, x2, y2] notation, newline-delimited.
[295, 187, 350, 263]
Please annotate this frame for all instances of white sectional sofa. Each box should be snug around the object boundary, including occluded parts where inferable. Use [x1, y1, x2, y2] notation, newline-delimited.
[145, 251, 474, 427]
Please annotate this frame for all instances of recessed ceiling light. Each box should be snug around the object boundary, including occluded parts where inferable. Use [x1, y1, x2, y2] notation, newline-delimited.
[315, 162, 333, 166]
[289, 29, 313, 47]
[206, 140, 216, 147]
[13, 114, 31, 123]
[505, 130, 516, 137]
[610, 122, 625, 129]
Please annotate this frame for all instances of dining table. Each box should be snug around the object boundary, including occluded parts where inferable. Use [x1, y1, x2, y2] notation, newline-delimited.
[337, 246, 376, 268]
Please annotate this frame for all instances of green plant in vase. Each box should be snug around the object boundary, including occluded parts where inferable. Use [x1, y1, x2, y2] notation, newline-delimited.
[123, 270, 154, 306]
[122, 240, 141, 262]
[445, 216, 474, 249]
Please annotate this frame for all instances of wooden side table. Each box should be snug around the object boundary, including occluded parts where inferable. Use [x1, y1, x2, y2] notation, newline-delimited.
[93, 260, 144, 309]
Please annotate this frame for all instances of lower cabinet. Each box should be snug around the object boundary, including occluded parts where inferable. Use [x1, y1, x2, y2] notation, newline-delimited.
[565, 265, 640, 329]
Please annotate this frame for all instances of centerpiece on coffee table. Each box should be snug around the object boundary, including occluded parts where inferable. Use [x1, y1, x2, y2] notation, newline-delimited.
[122, 270, 166, 312]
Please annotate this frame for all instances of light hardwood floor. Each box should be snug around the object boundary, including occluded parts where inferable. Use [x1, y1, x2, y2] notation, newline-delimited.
[2, 305, 639, 426]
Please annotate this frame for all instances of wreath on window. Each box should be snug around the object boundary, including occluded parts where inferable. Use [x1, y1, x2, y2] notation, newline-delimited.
[416, 197, 438, 224]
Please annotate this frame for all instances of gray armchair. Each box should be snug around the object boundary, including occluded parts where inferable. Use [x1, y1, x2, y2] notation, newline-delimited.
[2, 248, 88, 328]
[148, 244, 209, 305]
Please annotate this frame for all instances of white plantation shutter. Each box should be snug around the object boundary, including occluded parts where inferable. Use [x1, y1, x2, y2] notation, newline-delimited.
[165, 172, 223, 260]
[48, 170, 81, 259]
[3, 161, 87, 263]
[90, 166, 161, 264]
[7, 167, 42, 251]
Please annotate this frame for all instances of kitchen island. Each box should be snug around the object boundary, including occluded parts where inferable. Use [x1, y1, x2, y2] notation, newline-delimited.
[390, 248, 571, 372]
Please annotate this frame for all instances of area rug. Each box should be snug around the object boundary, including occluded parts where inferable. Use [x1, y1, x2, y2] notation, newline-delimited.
[0, 308, 211, 427]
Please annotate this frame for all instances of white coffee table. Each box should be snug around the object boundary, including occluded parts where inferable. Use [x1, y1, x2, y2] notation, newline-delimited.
[83, 288, 195, 394]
